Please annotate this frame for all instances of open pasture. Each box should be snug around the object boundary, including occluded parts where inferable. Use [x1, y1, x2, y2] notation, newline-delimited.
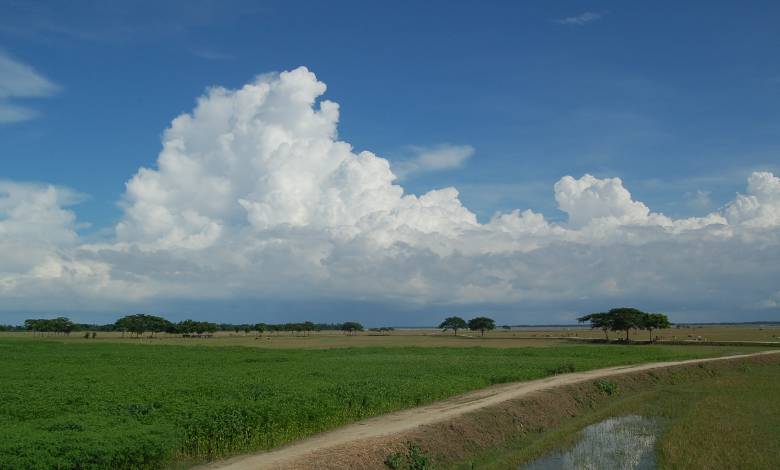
[0, 337, 759, 469]
[2, 323, 778, 349]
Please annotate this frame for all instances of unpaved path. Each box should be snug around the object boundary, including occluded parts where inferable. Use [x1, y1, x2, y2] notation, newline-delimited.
[199, 350, 779, 470]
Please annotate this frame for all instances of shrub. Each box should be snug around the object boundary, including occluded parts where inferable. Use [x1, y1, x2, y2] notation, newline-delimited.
[594, 379, 618, 395]
[385, 441, 435, 470]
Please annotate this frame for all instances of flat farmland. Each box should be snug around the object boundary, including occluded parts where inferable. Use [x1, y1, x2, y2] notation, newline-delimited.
[3, 323, 778, 349]
[0, 337, 760, 469]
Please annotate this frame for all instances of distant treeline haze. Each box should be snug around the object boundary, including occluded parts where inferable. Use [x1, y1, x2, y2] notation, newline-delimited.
[12, 314, 367, 337]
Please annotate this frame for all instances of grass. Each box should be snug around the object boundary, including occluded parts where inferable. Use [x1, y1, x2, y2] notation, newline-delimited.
[455, 356, 780, 470]
[0, 337, 752, 469]
[3, 324, 779, 350]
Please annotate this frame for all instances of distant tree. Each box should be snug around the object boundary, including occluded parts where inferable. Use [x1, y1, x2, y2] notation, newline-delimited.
[194, 321, 218, 335]
[341, 322, 364, 336]
[581, 308, 650, 342]
[438, 316, 468, 336]
[641, 313, 671, 342]
[501, 325, 512, 330]
[254, 323, 267, 336]
[24, 317, 74, 335]
[608, 308, 646, 342]
[577, 312, 614, 340]
[468, 317, 496, 337]
[55, 317, 75, 335]
[176, 319, 198, 335]
[115, 314, 171, 337]
[24, 319, 40, 334]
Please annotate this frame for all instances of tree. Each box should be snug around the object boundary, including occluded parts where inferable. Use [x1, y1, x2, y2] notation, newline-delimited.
[608, 308, 646, 342]
[115, 314, 171, 337]
[53, 317, 74, 335]
[341, 322, 364, 336]
[577, 312, 614, 340]
[24, 317, 74, 335]
[438, 316, 467, 336]
[641, 313, 671, 342]
[580, 308, 650, 342]
[193, 321, 218, 335]
[468, 316, 495, 337]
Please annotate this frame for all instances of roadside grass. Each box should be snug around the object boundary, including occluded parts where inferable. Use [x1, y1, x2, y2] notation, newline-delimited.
[0, 338, 752, 469]
[454, 356, 780, 470]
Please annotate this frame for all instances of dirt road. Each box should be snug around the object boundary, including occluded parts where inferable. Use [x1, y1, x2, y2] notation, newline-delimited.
[199, 350, 779, 470]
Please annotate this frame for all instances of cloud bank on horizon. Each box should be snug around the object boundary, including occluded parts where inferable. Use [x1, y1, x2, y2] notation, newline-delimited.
[1, 67, 779, 320]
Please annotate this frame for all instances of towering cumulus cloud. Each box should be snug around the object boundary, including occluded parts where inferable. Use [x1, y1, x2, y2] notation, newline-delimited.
[2, 67, 780, 320]
[117, 68, 476, 251]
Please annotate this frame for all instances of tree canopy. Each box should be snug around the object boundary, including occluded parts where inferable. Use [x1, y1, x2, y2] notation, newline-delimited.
[115, 314, 172, 337]
[578, 308, 671, 342]
[24, 317, 74, 335]
[641, 313, 672, 341]
[340, 322, 364, 335]
[438, 316, 467, 335]
[468, 316, 496, 336]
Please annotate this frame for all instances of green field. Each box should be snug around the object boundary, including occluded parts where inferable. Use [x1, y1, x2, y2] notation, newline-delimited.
[0, 337, 756, 469]
[457, 356, 780, 470]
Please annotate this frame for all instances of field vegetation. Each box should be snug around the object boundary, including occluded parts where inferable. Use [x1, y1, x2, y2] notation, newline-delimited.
[451, 355, 780, 469]
[0, 337, 754, 469]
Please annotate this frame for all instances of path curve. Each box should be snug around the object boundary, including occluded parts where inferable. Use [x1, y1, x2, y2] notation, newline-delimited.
[198, 350, 780, 470]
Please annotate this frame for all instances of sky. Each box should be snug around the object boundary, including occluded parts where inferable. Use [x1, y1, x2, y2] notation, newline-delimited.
[1, 0, 779, 326]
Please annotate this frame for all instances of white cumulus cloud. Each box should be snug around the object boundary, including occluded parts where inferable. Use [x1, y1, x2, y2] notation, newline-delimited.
[724, 171, 780, 228]
[1, 67, 779, 321]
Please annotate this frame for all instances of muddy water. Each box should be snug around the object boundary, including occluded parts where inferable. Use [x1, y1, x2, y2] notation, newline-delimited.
[520, 415, 660, 470]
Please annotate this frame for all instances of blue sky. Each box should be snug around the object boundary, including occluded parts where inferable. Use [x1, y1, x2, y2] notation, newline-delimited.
[3, 0, 778, 226]
[1, 1, 780, 325]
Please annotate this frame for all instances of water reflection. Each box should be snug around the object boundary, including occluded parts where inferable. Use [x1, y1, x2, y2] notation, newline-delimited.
[521, 415, 660, 470]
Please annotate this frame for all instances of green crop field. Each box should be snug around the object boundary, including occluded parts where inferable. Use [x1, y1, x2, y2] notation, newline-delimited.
[0, 337, 761, 469]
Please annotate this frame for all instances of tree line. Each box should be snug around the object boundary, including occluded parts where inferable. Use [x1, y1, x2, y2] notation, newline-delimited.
[0, 325, 26, 332]
[9, 308, 670, 342]
[15, 314, 366, 338]
[578, 307, 671, 342]
[23, 318, 75, 335]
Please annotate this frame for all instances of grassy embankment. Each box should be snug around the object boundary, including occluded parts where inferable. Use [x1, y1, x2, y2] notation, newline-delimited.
[448, 354, 780, 470]
[0, 337, 756, 469]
